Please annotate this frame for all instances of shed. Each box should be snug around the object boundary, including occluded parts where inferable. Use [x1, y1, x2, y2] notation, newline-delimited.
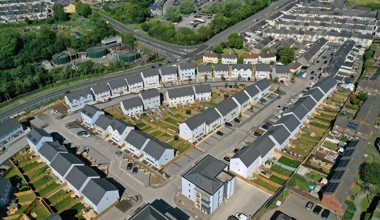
[52, 52, 69, 65]
[118, 50, 140, 62]
[86, 46, 107, 58]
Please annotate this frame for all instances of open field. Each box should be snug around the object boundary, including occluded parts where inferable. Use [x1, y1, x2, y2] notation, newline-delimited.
[348, 0, 380, 9]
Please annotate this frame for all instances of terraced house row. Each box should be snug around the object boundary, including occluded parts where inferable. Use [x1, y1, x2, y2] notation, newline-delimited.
[26, 128, 120, 214]
[230, 76, 337, 179]
[179, 79, 271, 143]
[80, 105, 175, 169]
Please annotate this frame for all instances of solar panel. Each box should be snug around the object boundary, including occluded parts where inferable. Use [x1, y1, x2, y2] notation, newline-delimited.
[347, 121, 359, 130]
[325, 182, 339, 193]
[337, 159, 350, 168]
[342, 149, 354, 157]
[331, 171, 345, 180]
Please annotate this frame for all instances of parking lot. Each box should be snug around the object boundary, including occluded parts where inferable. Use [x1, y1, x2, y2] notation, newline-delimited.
[306, 45, 337, 82]
[261, 193, 338, 220]
[176, 14, 213, 29]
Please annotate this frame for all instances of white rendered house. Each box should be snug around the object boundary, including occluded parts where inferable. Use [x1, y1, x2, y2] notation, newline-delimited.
[178, 63, 196, 80]
[126, 75, 144, 93]
[166, 86, 195, 106]
[27, 128, 54, 152]
[80, 104, 105, 128]
[193, 84, 211, 102]
[159, 66, 178, 83]
[120, 97, 144, 117]
[64, 89, 95, 112]
[141, 69, 160, 89]
[139, 89, 160, 110]
[91, 84, 111, 102]
[231, 64, 252, 80]
[107, 79, 129, 98]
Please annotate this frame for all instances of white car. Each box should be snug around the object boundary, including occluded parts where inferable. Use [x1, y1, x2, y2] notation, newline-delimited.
[235, 212, 248, 220]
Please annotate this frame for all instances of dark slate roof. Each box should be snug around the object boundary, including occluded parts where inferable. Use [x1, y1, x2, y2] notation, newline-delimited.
[65, 165, 100, 191]
[143, 138, 172, 160]
[124, 130, 149, 150]
[167, 86, 194, 99]
[65, 89, 93, 103]
[255, 79, 271, 92]
[121, 97, 143, 110]
[197, 65, 212, 73]
[0, 177, 11, 199]
[179, 62, 196, 70]
[259, 53, 276, 58]
[108, 79, 128, 89]
[267, 125, 290, 145]
[27, 128, 51, 145]
[82, 178, 118, 206]
[222, 53, 237, 59]
[214, 64, 229, 72]
[142, 69, 159, 78]
[50, 153, 84, 177]
[81, 105, 103, 118]
[312, 76, 337, 94]
[255, 64, 271, 72]
[140, 89, 160, 100]
[244, 84, 260, 98]
[109, 118, 133, 134]
[215, 97, 238, 116]
[129, 204, 172, 220]
[193, 84, 211, 94]
[354, 95, 380, 122]
[203, 108, 221, 125]
[182, 155, 232, 195]
[275, 114, 300, 132]
[231, 64, 252, 71]
[295, 96, 317, 112]
[232, 90, 250, 105]
[233, 136, 276, 167]
[303, 88, 325, 103]
[94, 115, 113, 130]
[0, 118, 22, 139]
[91, 84, 110, 94]
[38, 141, 67, 163]
[126, 74, 144, 85]
[182, 113, 205, 130]
[274, 65, 290, 74]
[284, 104, 309, 121]
[159, 66, 177, 76]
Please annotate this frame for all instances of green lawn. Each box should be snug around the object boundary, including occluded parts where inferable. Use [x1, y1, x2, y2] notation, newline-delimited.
[159, 122, 178, 131]
[288, 174, 310, 190]
[269, 175, 286, 185]
[167, 139, 180, 147]
[32, 205, 51, 219]
[277, 157, 301, 168]
[270, 165, 293, 176]
[53, 196, 75, 212]
[322, 141, 339, 151]
[223, 48, 249, 57]
[17, 192, 36, 202]
[142, 126, 154, 133]
[174, 113, 187, 120]
[177, 144, 190, 153]
[70, 203, 86, 215]
[158, 133, 173, 142]
[38, 182, 60, 197]
[20, 161, 40, 172]
[47, 190, 68, 204]
[135, 122, 146, 129]
[306, 171, 324, 182]
[253, 178, 278, 192]
[164, 117, 179, 124]
[150, 130, 163, 137]
[342, 200, 357, 220]
[348, 0, 380, 9]
[26, 165, 49, 181]
[32, 175, 54, 189]
[4, 166, 27, 184]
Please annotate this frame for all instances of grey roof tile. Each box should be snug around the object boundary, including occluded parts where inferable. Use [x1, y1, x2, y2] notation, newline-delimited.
[91, 84, 110, 95]
[274, 65, 290, 74]
[107, 79, 128, 90]
[244, 84, 260, 98]
[142, 69, 159, 78]
[214, 64, 229, 72]
[267, 125, 290, 145]
[167, 86, 194, 99]
[81, 178, 118, 206]
[121, 97, 143, 110]
[232, 90, 250, 105]
[179, 62, 196, 70]
[193, 84, 211, 94]
[65, 89, 93, 103]
[50, 153, 84, 177]
[126, 74, 143, 85]
[143, 138, 172, 160]
[197, 65, 212, 73]
[275, 114, 300, 132]
[215, 97, 238, 116]
[231, 64, 252, 71]
[140, 89, 160, 100]
[27, 128, 51, 145]
[65, 165, 100, 191]
[255, 79, 271, 92]
[255, 64, 271, 72]
[38, 141, 67, 163]
[124, 130, 149, 150]
[94, 115, 113, 130]
[0, 118, 22, 139]
[159, 66, 177, 76]
[81, 105, 103, 118]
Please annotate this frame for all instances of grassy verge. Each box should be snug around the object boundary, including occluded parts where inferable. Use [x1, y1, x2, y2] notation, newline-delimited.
[342, 200, 356, 220]
[306, 170, 324, 182]
[271, 165, 293, 176]
[17, 192, 36, 202]
[278, 156, 301, 168]
[38, 182, 59, 197]
[269, 175, 286, 185]
[288, 174, 310, 190]
[53, 197, 75, 212]
[177, 144, 190, 153]
[253, 178, 279, 192]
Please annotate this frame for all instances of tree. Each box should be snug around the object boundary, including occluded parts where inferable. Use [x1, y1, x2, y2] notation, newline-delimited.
[76, 2, 92, 18]
[360, 162, 380, 186]
[261, 48, 270, 53]
[24, 17, 32, 24]
[166, 6, 181, 22]
[179, 0, 195, 15]
[224, 82, 228, 88]
[276, 47, 296, 64]
[53, 4, 69, 21]
[213, 44, 224, 54]
[0, 29, 23, 70]
[121, 33, 136, 47]
[358, 93, 368, 101]
[227, 33, 243, 49]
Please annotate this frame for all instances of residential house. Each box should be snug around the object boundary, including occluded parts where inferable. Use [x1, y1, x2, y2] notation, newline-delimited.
[272, 65, 291, 81]
[274, 114, 301, 139]
[166, 86, 195, 106]
[203, 108, 222, 133]
[297, 38, 328, 66]
[321, 140, 366, 215]
[258, 53, 276, 64]
[203, 52, 219, 64]
[101, 36, 122, 46]
[242, 53, 259, 64]
[232, 90, 251, 112]
[124, 130, 150, 157]
[215, 97, 239, 122]
[38, 141, 68, 165]
[65, 165, 100, 196]
[129, 202, 182, 220]
[27, 128, 53, 152]
[193, 84, 211, 102]
[107, 79, 128, 98]
[231, 64, 252, 80]
[0, 177, 12, 207]
[254, 79, 272, 96]
[126, 75, 144, 93]
[213, 64, 229, 79]
[141, 69, 160, 89]
[91, 84, 111, 102]
[289, 61, 302, 73]
[178, 63, 196, 80]
[49, 153, 84, 181]
[106, 118, 134, 145]
[142, 138, 175, 168]
[179, 114, 207, 143]
[243, 83, 261, 104]
[0, 118, 23, 145]
[197, 65, 213, 79]
[80, 105, 105, 128]
[64, 89, 95, 112]
[159, 66, 178, 83]
[81, 178, 120, 214]
[181, 155, 235, 214]
[255, 64, 271, 80]
[120, 97, 144, 117]
[356, 69, 380, 95]
[267, 124, 291, 150]
[221, 53, 238, 64]
[139, 89, 160, 110]
[63, 3, 76, 13]
[94, 115, 114, 136]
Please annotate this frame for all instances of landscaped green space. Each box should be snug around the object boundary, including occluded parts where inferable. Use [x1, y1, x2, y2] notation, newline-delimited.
[270, 165, 293, 176]
[309, 122, 329, 129]
[269, 175, 286, 185]
[322, 141, 339, 151]
[174, 113, 187, 120]
[159, 122, 178, 131]
[253, 178, 279, 192]
[38, 182, 60, 197]
[288, 174, 310, 191]
[53, 196, 75, 212]
[16, 192, 36, 202]
[31, 204, 51, 219]
[222, 48, 249, 57]
[164, 117, 179, 124]
[306, 171, 324, 182]
[25, 165, 49, 181]
[70, 203, 86, 215]
[4, 166, 28, 184]
[168, 139, 180, 147]
[135, 122, 146, 129]
[142, 126, 154, 133]
[32, 176, 54, 190]
[177, 144, 190, 153]
[20, 161, 40, 172]
[150, 130, 163, 137]
[342, 200, 357, 220]
[158, 133, 173, 142]
[46, 190, 68, 205]
[277, 157, 301, 168]
[348, 0, 380, 9]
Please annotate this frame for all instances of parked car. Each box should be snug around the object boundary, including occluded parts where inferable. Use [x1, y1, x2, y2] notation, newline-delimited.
[115, 151, 122, 156]
[216, 131, 224, 136]
[261, 124, 270, 130]
[77, 130, 90, 137]
[311, 76, 315, 80]
[127, 163, 133, 170]
[223, 157, 230, 162]
[235, 212, 248, 220]
[253, 132, 262, 137]
[305, 201, 314, 210]
[225, 122, 233, 127]
[233, 148, 239, 153]
[321, 209, 330, 219]
[265, 122, 273, 128]
[233, 118, 241, 123]
[313, 205, 322, 215]
[132, 167, 139, 174]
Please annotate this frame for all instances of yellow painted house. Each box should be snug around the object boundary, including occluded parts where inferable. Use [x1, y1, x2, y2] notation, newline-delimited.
[64, 3, 76, 14]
